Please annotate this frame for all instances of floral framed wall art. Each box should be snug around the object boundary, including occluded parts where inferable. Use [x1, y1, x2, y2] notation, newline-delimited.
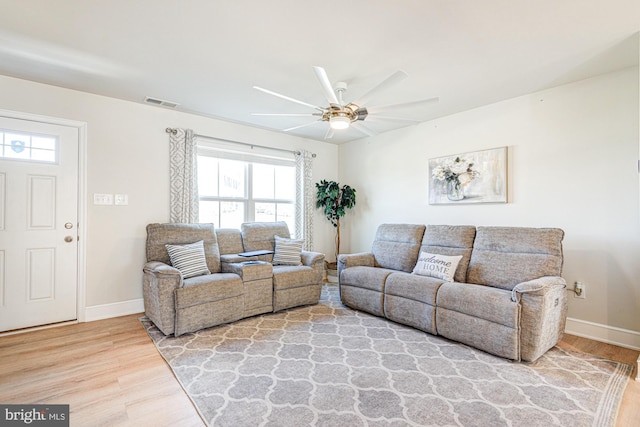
[429, 146, 507, 204]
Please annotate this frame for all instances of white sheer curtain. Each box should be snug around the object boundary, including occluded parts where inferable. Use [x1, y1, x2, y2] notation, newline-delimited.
[169, 128, 199, 223]
[295, 150, 314, 250]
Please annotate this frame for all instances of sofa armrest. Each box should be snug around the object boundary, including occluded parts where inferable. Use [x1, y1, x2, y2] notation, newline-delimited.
[301, 251, 325, 283]
[142, 261, 182, 335]
[301, 251, 324, 267]
[337, 252, 375, 283]
[512, 276, 568, 362]
[510, 276, 566, 302]
[144, 261, 182, 278]
[338, 252, 375, 269]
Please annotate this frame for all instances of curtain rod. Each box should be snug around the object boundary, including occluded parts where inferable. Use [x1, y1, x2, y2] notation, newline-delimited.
[165, 128, 316, 158]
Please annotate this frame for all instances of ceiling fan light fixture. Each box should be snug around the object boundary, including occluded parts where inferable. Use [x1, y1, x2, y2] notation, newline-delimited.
[329, 115, 350, 130]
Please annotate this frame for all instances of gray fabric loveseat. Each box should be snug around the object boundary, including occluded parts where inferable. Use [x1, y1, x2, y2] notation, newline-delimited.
[338, 224, 567, 362]
[143, 222, 324, 336]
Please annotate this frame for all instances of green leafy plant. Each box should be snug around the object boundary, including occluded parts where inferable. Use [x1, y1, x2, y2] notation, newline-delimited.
[315, 180, 356, 262]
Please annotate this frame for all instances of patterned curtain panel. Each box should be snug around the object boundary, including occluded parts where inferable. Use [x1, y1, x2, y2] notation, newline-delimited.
[295, 150, 314, 250]
[169, 128, 199, 223]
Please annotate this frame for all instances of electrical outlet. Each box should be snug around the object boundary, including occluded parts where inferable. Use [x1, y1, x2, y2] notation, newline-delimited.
[574, 281, 586, 299]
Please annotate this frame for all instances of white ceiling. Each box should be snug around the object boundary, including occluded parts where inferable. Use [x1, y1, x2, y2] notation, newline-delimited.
[1, 0, 638, 144]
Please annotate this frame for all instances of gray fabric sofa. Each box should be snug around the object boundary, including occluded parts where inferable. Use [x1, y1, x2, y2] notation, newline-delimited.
[338, 224, 567, 362]
[143, 222, 324, 336]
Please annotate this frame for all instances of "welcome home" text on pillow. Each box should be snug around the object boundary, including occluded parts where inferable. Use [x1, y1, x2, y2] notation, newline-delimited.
[412, 252, 462, 282]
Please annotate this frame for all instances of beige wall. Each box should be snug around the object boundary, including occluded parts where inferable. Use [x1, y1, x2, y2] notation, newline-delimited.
[0, 75, 339, 310]
[339, 67, 640, 340]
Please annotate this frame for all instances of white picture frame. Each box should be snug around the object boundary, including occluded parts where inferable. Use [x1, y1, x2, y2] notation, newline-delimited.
[429, 146, 508, 205]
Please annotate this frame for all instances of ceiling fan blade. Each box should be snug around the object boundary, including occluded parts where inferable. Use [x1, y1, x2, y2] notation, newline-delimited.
[351, 122, 377, 137]
[324, 127, 335, 140]
[254, 86, 325, 112]
[366, 115, 422, 124]
[369, 96, 439, 112]
[312, 66, 340, 106]
[251, 113, 319, 117]
[282, 120, 323, 132]
[353, 70, 408, 106]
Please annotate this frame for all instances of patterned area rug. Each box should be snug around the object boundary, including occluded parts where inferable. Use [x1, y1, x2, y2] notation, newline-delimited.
[141, 285, 632, 427]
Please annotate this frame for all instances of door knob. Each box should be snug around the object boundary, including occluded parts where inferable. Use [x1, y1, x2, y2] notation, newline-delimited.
[64, 236, 74, 243]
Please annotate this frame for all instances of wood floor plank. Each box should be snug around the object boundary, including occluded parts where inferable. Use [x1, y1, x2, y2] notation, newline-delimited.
[0, 314, 203, 426]
[0, 314, 637, 426]
[557, 335, 640, 426]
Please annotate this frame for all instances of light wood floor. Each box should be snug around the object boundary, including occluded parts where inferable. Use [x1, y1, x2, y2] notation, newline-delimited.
[0, 314, 638, 427]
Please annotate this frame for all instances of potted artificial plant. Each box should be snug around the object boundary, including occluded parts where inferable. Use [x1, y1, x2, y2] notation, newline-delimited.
[315, 180, 356, 280]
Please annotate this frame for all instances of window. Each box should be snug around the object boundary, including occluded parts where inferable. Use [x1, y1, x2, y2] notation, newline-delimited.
[0, 129, 57, 163]
[197, 149, 296, 233]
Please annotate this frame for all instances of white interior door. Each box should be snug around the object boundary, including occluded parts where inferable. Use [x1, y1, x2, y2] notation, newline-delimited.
[0, 116, 79, 332]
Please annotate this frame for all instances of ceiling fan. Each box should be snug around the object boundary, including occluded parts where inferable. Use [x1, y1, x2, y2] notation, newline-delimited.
[252, 66, 438, 139]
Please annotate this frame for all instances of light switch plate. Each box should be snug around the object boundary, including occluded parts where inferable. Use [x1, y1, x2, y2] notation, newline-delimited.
[93, 193, 113, 205]
[115, 194, 129, 205]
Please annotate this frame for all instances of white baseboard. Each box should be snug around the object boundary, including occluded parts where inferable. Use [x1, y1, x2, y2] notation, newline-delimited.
[565, 317, 640, 351]
[85, 298, 144, 322]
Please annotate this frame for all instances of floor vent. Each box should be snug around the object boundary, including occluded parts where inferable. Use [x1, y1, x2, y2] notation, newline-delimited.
[144, 96, 180, 108]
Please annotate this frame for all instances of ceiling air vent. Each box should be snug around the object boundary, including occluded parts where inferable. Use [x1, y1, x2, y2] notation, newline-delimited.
[144, 96, 180, 108]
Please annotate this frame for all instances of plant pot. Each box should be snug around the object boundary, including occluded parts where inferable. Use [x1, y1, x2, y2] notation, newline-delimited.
[325, 261, 338, 284]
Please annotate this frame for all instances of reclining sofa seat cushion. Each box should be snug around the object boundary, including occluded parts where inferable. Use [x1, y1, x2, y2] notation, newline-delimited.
[436, 226, 566, 361]
[340, 224, 426, 316]
[436, 282, 521, 359]
[175, 272, 244, 335]
[143, 223, 243, 336]
[241, 221, 323, 311]
[384, 225, 476, 334]
[341, 267, 398, 317]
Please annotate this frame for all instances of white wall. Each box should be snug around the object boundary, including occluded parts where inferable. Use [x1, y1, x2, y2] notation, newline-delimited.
[0, 75, 339, 314]
[339, 67, 640, 342]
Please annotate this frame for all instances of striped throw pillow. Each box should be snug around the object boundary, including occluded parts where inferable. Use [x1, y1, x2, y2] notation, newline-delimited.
[272, 235, 303, 266]
[165, 240, 211, 279]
